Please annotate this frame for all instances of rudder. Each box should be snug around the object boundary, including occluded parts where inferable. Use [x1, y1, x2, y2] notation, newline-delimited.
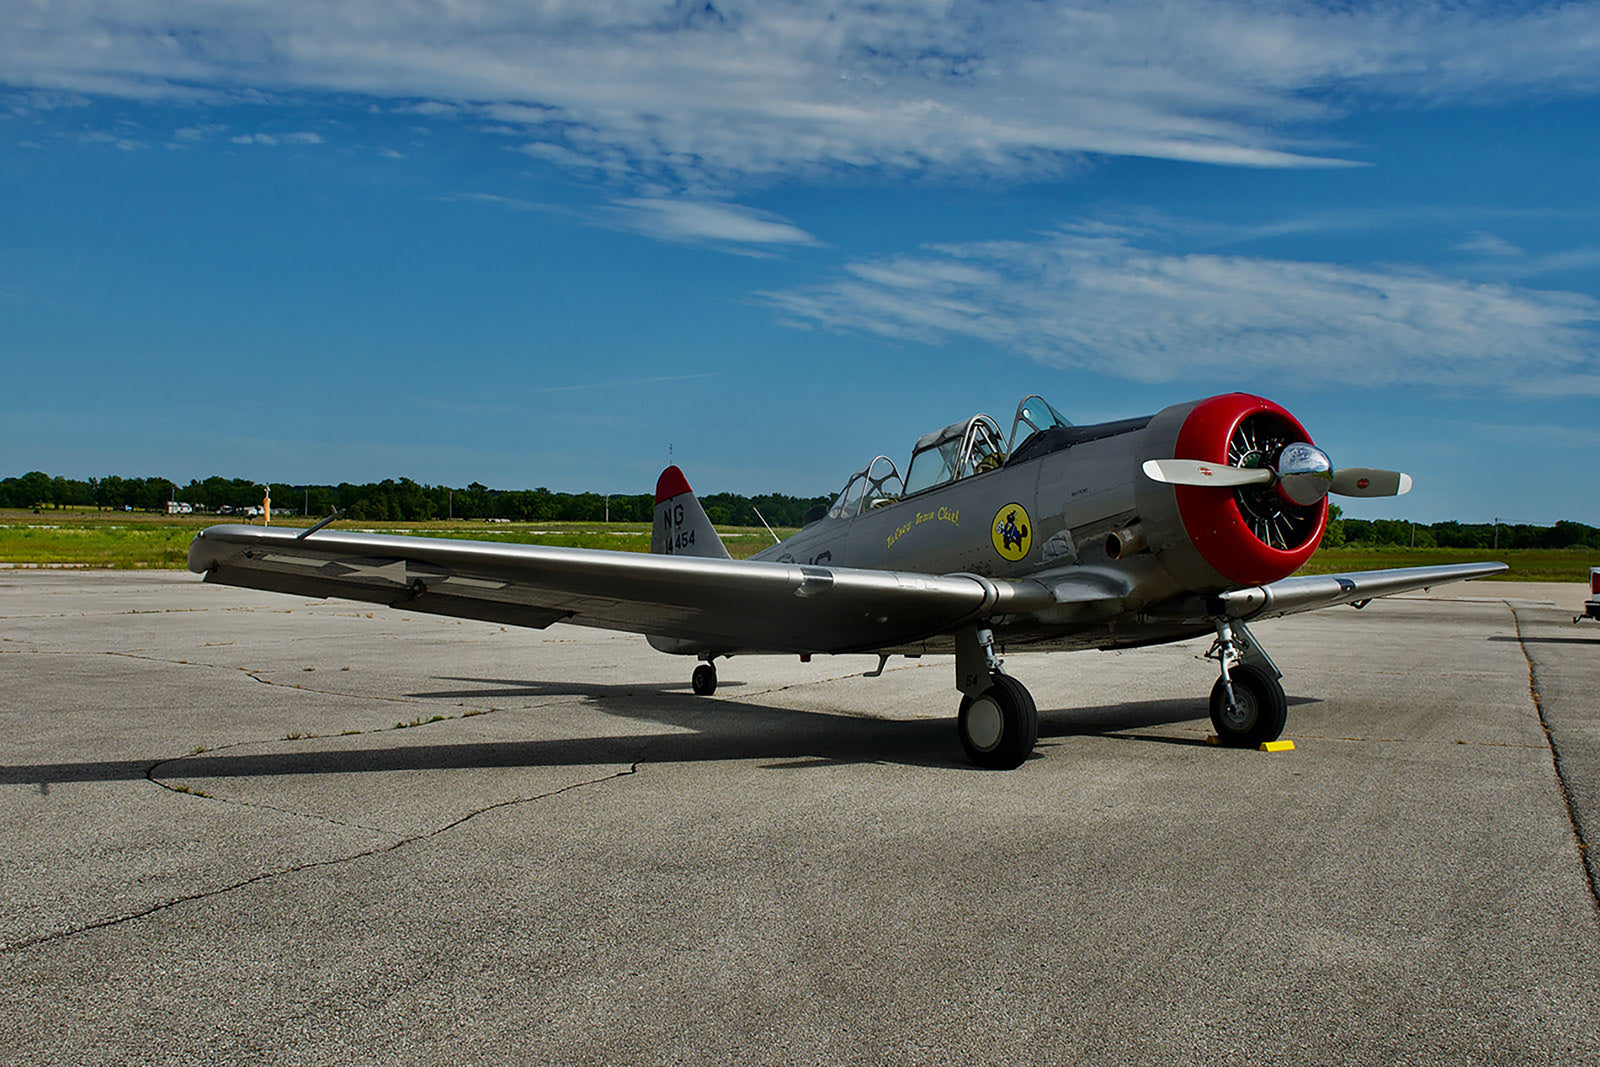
[652, 466, 730, 559]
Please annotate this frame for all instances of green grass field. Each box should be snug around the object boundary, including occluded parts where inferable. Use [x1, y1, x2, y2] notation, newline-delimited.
[1299, 545, 1588, 583]
[0, 509, 785, 566]
[2, 509, 1591, 581]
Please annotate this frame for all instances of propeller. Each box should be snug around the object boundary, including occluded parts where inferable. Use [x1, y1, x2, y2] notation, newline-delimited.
[1142, 443, 1410, 505]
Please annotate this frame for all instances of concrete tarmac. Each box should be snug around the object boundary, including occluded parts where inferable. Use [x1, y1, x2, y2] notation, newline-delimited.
[1, 570, 1597, 1065]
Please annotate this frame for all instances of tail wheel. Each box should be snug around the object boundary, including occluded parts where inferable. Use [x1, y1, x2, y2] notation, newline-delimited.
[958, 674, 1038, 769]
[1209, 664, 1287, 747]
[691, 663, 717, 696]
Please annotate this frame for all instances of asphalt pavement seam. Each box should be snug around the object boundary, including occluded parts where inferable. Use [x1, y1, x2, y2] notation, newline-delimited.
[0, 761, 644, 956]
[104, 649, 443, 707]
[1509, 602, 1600, 919]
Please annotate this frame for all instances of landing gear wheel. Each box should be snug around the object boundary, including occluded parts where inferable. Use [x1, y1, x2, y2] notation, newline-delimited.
[957, 674, 1038, 769]
[691, 663, 717, 696]
[1209, 664, 1287, 747]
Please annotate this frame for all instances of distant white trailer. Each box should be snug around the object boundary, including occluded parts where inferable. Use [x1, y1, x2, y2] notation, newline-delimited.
[166, 501, 194, 515]
[1579, 567, 1600, 625]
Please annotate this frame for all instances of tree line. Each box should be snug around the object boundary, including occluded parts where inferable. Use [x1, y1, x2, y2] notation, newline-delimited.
[1323, 506, 1600, 550]
[0, 471, 831, 528]
[4, 471, 1597, 546]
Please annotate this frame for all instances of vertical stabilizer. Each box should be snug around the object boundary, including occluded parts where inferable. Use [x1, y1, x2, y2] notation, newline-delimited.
[652, 466, 731, 559]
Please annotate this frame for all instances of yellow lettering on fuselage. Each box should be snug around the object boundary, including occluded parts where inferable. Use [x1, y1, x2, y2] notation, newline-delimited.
[887, 507, 960, 551]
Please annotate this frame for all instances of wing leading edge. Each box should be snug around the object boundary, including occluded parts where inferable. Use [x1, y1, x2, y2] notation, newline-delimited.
[1216, 562, 1509, 621]
[187, 524, 1056, 656]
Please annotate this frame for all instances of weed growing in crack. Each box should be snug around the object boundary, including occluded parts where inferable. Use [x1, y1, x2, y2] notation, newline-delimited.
[169, 784, 212, 798]
[392, 715, 448, 730]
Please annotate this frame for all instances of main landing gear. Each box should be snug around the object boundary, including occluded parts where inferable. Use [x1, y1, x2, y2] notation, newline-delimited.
[954, 627, 1038, 769]
[1205, 617, 1287, 747]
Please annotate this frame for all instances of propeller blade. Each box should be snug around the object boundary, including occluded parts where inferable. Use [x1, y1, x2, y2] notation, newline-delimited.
[1142, 458, 1274, 488]
[1330, 468, 1412, 497]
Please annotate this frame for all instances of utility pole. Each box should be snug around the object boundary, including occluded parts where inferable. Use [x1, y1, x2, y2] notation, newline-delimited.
[448, 489, 453, 520]
[1493, 517, 1499, 550]
[605, 493, 610, 523]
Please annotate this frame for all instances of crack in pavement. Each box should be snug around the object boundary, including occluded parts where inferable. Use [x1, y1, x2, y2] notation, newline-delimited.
[0, 761, 644, 955]
[105, 650, 438, 707]
[1509, 602, 1600, 919]
[144, 740, 404, 837]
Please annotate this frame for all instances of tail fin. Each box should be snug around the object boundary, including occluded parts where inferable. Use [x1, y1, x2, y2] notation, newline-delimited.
[652, 466, 730, 559]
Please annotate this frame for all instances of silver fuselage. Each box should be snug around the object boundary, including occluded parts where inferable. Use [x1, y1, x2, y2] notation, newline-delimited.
[750, 398, 1227, 655]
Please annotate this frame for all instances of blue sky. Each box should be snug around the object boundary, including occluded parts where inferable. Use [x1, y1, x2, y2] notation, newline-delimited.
[2, 1, 1597, 524]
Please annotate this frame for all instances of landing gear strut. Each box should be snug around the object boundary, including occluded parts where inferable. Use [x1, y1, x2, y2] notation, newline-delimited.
[1205, 617, 1287, 746]
[954, 626, 1038, 769]
[691, 661, 717, 696]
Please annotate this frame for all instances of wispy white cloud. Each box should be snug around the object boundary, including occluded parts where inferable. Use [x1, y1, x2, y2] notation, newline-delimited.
[76, 129, 145, 151]
[1478, 246, 1600, 281]
[1455, 231, 1522, 257]
[172, 122, 227, 142]
[2, 2, 1597, 189]
[763, 225, 1600, 395]
[599, 199, 817, 250]
[228, 130, 321, 145]
[521, 371, 721, 396]
[1443, 229, 1600, 281]
[439, 192, 547, 212]
[1457, 420, 1600, 449]
[441, 190, 814, 252]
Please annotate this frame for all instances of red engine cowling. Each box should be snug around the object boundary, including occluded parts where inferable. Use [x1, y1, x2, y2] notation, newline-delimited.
[1157, 393, 1328, 587]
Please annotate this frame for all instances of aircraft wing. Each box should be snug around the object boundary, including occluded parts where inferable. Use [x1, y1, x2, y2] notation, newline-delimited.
[187, 525, 1057, 655]
[1214, 562, 1509, 621]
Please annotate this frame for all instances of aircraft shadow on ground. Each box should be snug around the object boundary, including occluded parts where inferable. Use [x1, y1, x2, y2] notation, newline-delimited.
[3, 680, 1298, 786]
[406, 676, 749, 700]
[1487, 634, 1600, 646]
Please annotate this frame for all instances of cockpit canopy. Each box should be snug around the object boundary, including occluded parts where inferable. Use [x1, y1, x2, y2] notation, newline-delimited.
[903, 415, 1006, 495]
[826, 455, 905, 521]
[902, 394, 1072, 496]
[818, 395, 1073, 522]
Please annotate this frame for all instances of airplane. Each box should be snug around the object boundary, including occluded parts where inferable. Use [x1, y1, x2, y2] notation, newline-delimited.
[187, 391, 1505, 769]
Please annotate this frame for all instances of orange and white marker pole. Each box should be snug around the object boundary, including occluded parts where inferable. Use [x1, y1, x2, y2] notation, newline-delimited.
[262, 486, 271, 526]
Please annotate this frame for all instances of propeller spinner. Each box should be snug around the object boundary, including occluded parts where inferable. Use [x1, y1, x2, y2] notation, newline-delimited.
[1142, 445, 1411, 505]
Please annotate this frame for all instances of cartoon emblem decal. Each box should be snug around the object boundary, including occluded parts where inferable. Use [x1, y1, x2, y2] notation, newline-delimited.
[991, 502, 1032, 562]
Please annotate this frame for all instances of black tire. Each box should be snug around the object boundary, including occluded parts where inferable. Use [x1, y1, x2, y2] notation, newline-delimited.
[691, 663, 717, 696]
[1209, 664, 1287, 747]
[957, 673, 1039, 769]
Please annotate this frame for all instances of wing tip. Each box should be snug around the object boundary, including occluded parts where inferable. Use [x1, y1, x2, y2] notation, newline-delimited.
[655, 465, 692, 504]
